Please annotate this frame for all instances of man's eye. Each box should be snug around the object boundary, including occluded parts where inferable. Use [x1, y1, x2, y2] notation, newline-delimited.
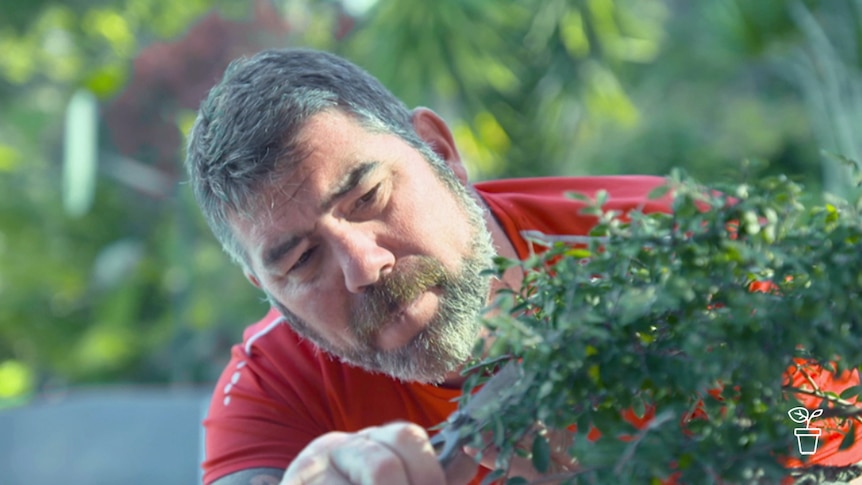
[290, 247, 316, 272]
[356, 184, 380, 208]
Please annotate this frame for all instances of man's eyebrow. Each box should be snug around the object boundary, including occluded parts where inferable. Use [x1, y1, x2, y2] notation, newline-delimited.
[262, 233, 306, 269]
[320, 161, 380, 212]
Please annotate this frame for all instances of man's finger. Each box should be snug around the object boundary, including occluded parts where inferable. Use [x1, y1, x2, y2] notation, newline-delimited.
[442, 447, 480, 484]
[330, 436, 412, 484]
[281, 432, 354, 484]
[361, 422, 450, 485]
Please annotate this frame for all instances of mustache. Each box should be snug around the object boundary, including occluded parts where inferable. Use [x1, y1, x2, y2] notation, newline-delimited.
[353, 256, 450, 338]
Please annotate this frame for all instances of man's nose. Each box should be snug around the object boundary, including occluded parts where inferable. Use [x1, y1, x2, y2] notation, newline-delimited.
[330, 225, 395, 293]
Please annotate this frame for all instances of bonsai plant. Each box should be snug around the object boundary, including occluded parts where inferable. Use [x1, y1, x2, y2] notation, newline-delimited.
[460, 167, 862, 484]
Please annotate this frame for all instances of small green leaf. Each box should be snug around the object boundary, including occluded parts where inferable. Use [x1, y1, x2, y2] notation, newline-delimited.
[531, 434, 551, 473]
[839, 423, 857, 451]
[492, 256, 519, 272]
[839, 385, 862, 400]
[648, 184, 672, 199]
[506, 477, 529, 485]
[596, 189, 609, 207]
[566, 191, 591, 202]
[481, 469, 505, 485]
[493, 415, 505, 447]
[565, 248, 591, 259]
[580, 206, 602, 216]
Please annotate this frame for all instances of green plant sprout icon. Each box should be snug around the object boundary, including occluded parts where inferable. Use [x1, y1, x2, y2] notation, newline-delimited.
[788, 407, 824, 455]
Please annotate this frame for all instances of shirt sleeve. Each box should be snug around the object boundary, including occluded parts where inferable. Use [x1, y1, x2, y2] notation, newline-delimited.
[201, 341, 327, 484]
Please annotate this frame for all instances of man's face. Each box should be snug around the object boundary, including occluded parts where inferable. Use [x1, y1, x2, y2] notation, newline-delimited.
[231, 110, 496, 383]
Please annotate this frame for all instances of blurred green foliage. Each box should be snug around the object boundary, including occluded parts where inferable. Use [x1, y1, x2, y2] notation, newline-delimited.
[0, 0, 860, 405]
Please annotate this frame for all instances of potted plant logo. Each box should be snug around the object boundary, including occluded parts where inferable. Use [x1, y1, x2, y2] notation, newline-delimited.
[788, 407, 824, 455]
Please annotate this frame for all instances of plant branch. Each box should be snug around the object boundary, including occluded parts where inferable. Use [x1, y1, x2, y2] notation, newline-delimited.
[785, 385, 862, 422]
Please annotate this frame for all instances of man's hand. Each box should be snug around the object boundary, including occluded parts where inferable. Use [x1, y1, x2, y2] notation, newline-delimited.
[280, 422, 478, 485]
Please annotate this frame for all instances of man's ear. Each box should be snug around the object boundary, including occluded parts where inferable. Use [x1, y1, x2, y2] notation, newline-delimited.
[244, 268, 262, 289]
[411, 107, 468, 185]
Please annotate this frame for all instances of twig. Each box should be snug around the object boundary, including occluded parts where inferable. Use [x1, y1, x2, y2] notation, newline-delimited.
[784, 385, 862, 423]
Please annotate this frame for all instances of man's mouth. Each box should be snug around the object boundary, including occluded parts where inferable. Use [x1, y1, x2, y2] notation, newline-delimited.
[354, 254, 450, 342]
[364, 286, 443, 351]
[384, 287, 433, 329]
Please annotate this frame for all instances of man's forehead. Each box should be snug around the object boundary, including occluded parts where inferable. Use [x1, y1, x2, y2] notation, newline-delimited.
[231, 109, 393, 240]
[233, 161, 377, 258]
[241, 164, 319, 226]
[297, 108, 367, 149]
[266, 112, 362, 193]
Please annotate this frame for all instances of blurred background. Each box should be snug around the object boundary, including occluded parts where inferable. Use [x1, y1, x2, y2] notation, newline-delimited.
[0, 0, 860, 483]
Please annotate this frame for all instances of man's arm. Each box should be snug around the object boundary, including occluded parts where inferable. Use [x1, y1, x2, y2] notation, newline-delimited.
[210, 468, 284, 485]
[206, 423, 477, 485]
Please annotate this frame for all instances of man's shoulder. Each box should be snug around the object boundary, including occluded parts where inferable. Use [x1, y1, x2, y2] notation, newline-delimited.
[240, 307, 290, 349]
[234, 308, 328, 373]
[476, 175, 673, 256]
[475, 175, 668, 199]
[210, 308, 316, 404]
[211, 307, 457, 428]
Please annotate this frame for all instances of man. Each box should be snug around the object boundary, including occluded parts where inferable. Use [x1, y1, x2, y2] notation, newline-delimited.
[186, 48, 862, 484]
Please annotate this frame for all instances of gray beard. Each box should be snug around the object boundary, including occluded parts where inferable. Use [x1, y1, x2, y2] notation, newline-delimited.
[271, 246, 492, 383]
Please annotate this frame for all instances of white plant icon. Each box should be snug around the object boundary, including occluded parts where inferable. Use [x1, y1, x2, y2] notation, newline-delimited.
[788, 407, 824, 428]
[788, 407, 824, 455]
